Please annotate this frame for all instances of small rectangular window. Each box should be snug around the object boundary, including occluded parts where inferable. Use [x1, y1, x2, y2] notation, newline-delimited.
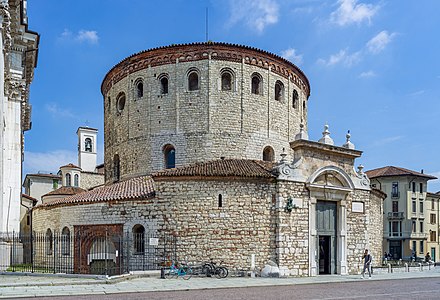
[431, 214, 436, 224]
[420, 241, 424, 254]
[218, 194, 223, 208]
[420, 221, 424, 233]
[412, 241, 417, 253]
[391, 182, 399, 198]
[412, 182, 416, 193]
[420, 201, 424, 214]
[420, 183, 423, 193]
[412, 200, 417, 213]
[412, 220, 416, 232]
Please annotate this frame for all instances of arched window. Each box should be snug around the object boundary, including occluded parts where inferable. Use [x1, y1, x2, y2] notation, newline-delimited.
[85, 138, 92, 152]
[160, 76, 169, 94]
[74, 174, 79, 187]
[163, 145, 176, 169]
[113, 154, 120, 182]
[293, 89, 299, 109]
[188, 71, 199, 91]
[65, 173, 71, 186]
[61, 227, 70, 255]
[221, 72, 232, 91]
[116, 92, 126, 113]
[132, 224, 145, 254]
[263, 146, 275, 162]
[303, 100, 306, 110]
[46, 229, 53, 255]
[251, 73, 262, 95]
[218, 194, 223, 208]
[275, 80, 284, 101]
[136, 80, 143, 98]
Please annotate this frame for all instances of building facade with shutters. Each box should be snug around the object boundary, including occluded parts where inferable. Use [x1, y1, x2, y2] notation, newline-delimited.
[31, 43, 385, 277]
[366, 166, 437, 261]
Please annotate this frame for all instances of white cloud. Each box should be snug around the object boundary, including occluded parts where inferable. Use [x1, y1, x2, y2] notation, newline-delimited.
[281, 48, 303, 65]
[367, 31, 396, 54]
[76, 30, 99, 44]
[317, 49, 361, 67]
[359, 70, 376, 78]
[59, 29, 99, 45]
[24, 150, 77, 175]
[228, 0, 279, 33]
[45, 103, 76, 118]
[330, 0, 379, 26]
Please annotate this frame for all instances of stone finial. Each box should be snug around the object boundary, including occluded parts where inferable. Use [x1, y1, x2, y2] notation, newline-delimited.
[295, 123, 309, 141]
[280, 147, 287, 163]
[318, 124, 334, 145]
[357, 164, 364, 174]
[342, 130, 355, 149]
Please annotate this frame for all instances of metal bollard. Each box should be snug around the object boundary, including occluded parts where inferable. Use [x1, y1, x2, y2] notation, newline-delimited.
[419, 263, 422, 271]
[387, 263, 391, 273]
[160, 267, 165, 279]
[404, 263, 409, 272]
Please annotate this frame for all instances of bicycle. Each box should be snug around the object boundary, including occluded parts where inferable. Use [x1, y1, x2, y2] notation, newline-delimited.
[164, 261, 193, 280]
[202, 260, 228, 278]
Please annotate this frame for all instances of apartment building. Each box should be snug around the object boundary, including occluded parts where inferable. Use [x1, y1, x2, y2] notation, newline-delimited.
[366, 166, 437, 260]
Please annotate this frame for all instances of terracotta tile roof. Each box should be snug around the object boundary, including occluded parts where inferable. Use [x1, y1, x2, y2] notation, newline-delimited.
[22, 193, 37, 203]
[152, 159, 276, 179]
[365, 166, 437, 180]
[39, 176, 155, 208]
[43, 186, 86, 197]
[60, 163, 81, 169]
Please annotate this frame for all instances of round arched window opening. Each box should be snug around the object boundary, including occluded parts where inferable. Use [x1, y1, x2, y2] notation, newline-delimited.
[263, 146, 275, 162]
[293, 89, 299, 109]
[113, 154, 120, 182]
[116, 93, 126, 113]
[136, 80, 144, 98]
[221, 72, 232, 91]
[275, 81, 284, 101]
[163, 145, 176, 169]
[251, 73, 262, 95]
[160, 76, 169, 94]
[132, 224, 145, 254]
[188, 71, 199, 91]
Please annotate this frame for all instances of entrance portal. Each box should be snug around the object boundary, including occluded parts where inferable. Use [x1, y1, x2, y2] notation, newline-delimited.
[316, 201, 337, 274]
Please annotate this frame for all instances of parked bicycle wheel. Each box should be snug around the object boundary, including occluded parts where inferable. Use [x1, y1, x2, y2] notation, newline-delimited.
[216, 267, 228, 279]
[164, 268, 177, 279]
[202, 263, 213, 277]
[181, 266, 193, 280]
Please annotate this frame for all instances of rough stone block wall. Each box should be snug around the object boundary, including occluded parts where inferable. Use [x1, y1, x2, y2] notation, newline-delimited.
[276, 181, 310, 276]
[346, 190, 382, 274]
[80, 172, 104, 190]
[104, 57, 307, 183]
[154, 179, 277, 270]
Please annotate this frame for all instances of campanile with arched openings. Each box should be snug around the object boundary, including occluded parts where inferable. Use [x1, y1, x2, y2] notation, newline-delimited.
[77, 126, 98, 172]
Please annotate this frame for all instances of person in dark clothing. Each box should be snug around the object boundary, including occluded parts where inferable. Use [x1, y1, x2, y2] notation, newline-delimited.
[361, 249, 372, 279]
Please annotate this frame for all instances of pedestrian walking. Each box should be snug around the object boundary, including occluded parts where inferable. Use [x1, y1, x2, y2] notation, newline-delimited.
[361, 249, 372, 279]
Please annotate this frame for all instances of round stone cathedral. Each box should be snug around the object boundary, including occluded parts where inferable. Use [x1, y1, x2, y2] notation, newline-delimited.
[101, 42, 310, 183]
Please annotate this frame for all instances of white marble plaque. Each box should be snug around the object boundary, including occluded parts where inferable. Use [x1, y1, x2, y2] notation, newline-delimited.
[352, 202, 364, 213]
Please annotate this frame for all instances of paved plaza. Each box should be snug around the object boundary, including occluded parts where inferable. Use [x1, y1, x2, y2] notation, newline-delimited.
[1, 267, 440, 299]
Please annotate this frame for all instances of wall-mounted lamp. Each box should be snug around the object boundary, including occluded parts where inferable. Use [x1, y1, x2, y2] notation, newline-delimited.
[284, 196, 298, 213]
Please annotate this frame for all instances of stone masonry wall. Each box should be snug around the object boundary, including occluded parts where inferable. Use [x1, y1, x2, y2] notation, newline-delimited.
[154, 178, 278, 271]
[276, 181, 310, 276]
[104, 52, 308, 183]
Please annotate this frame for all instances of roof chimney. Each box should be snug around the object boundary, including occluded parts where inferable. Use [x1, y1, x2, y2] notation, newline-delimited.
[421, 169, 424, 174]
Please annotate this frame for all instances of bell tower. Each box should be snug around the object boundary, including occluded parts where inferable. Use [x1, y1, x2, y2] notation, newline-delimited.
[77, 127, 98, 172]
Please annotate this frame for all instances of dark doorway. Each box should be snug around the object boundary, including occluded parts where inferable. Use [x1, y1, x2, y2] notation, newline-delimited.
[319, 236, 331, 274]
[316, 201, 337, 274]
[389, 240, 402, 260]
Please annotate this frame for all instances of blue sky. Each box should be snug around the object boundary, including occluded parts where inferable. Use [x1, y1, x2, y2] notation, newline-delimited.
[24, 0, 440, 191]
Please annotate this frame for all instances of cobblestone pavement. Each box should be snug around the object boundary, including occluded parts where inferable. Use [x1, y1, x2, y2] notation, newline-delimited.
[1, 267, 440, 299]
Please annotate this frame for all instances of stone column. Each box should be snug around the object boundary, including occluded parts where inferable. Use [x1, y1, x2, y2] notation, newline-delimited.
[309, 197, 318, 276]
[338, 200, 348, 275]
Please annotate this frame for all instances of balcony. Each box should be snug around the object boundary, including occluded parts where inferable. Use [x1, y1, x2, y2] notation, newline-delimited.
[387, 212, 404, 220]
[410, 232, 428, 239]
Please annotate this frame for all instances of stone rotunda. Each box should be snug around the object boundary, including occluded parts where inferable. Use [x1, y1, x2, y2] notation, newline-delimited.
[32, 43, 385, 277]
